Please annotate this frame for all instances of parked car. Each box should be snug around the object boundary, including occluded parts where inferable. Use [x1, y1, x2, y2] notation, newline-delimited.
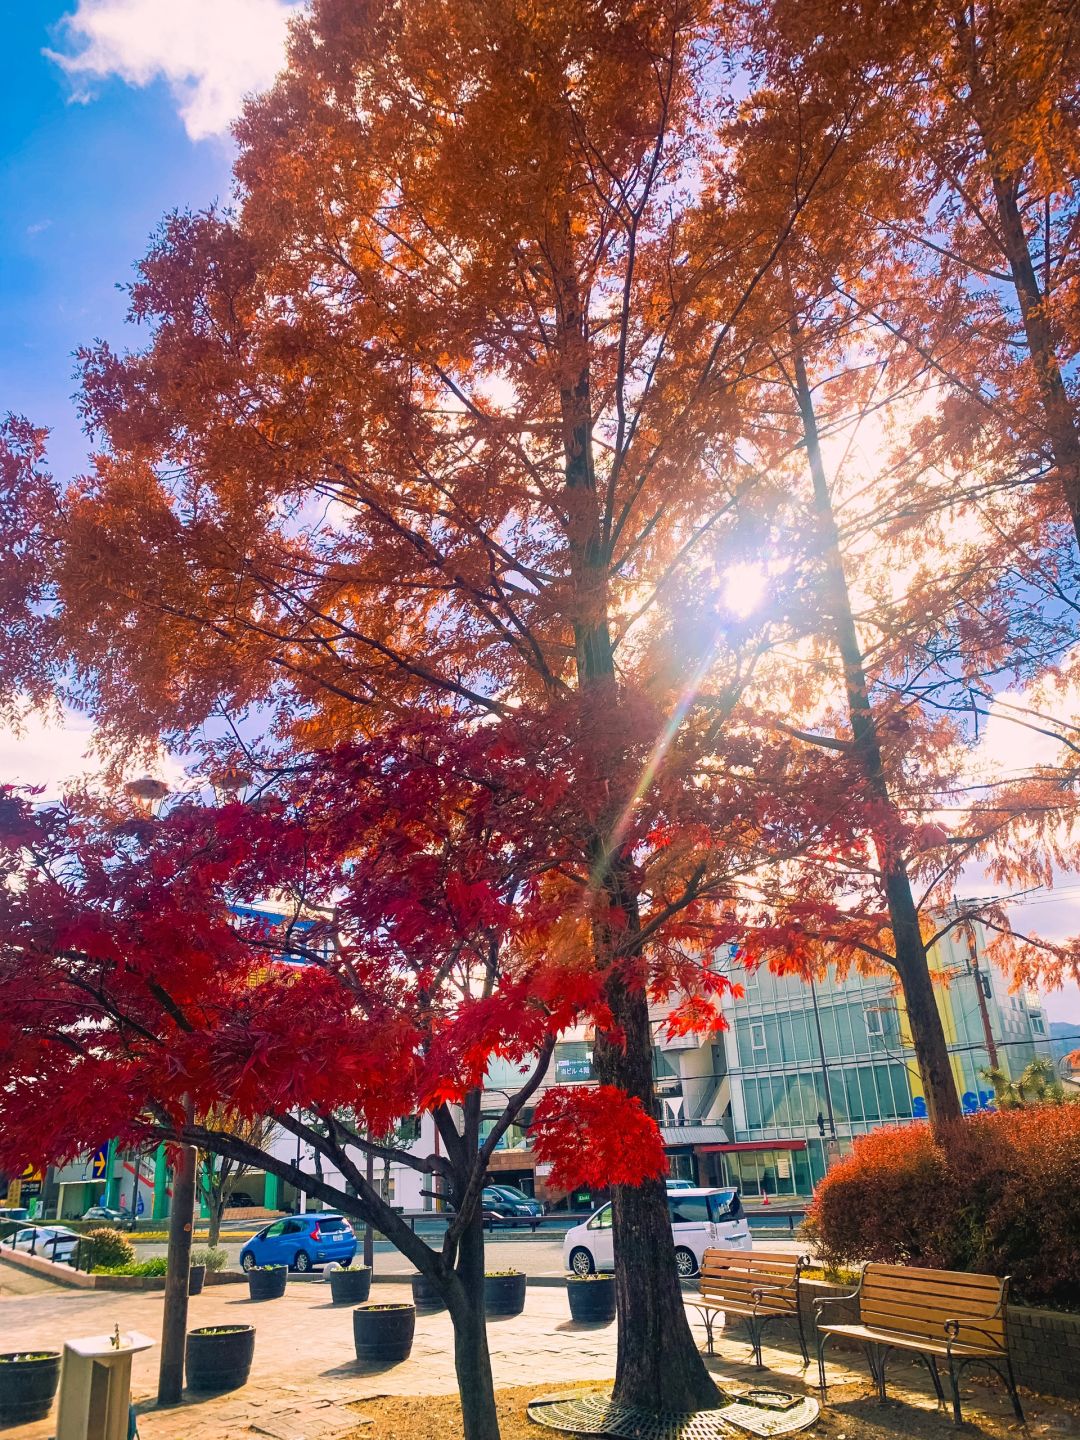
[665, 1179, 695, 1190]
[481, 1186, 543, 1227]
[82, 1205, 132, 1223]
[227, 1191, 256, 1208]
[563, 1187, 750, 1279]
[0, 1207, 29, 1223]
[239, 1212, 356, 1273]
[9, 1225, 81, 1263]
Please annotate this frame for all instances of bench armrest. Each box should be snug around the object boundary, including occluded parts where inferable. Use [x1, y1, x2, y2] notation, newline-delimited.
[812, 1284, 861, 1325]
[944, 1317, 1006, 1352]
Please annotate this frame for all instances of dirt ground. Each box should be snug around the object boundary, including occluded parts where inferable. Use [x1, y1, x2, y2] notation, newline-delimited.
[347, 1379, 1080, 1440]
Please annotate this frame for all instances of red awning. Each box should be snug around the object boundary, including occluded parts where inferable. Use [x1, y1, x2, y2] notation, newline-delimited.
[696, 1140, 807, 1153]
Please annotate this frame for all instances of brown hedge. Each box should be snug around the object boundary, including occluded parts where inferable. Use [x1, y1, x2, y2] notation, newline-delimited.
[803, 1105, 1080, 1307]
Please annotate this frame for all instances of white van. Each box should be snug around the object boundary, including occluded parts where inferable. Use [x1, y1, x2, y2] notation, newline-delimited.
[562, 1186, 751, 1278]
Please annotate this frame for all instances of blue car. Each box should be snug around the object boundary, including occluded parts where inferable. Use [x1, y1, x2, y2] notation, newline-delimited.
[240, 1212, 356, 1273]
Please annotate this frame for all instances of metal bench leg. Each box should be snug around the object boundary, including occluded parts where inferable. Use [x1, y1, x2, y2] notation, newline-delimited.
[927, 1355, 946, 1408]
[1005, 1357, 1025, 1424]
[746, 1316, 764, 1368]
[948, 1353, 963, 1426]
[795, 1307, 810, 1367]
[816, 1331, 831, 1397]
[704, 1310, 716, 1357]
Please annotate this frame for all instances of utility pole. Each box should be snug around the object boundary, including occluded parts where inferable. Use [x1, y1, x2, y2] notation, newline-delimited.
[158, 1105, 197, 1406]
[963, 918, 999, 1071]
[808, 970, 838, 1143]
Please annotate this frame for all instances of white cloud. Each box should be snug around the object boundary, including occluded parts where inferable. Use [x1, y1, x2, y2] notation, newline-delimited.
[49, 0, 303, 141]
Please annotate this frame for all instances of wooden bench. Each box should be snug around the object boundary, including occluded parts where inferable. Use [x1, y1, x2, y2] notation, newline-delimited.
[814, 1262, 1024, 1425]
[687, 1248, 809, 1367]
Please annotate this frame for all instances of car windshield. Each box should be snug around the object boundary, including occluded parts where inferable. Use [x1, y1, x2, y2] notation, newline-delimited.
[318, 1216, 348, 1232]
[494, 1188, 530, 1202]
[708, 1189, 741, 1221]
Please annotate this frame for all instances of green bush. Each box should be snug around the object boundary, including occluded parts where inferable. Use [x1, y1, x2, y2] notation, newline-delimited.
[93, 1257, 168, 1277]
[190, 1246, 228, 1272]
[84, 1226, 134, 1269]
[805, 1105, 1080, 1307]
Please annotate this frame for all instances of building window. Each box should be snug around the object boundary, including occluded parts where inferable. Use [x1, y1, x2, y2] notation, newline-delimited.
[750, 1022, 766, 1054]
[1031, 1015, 1045, 1035]
[865, 1007, 885, 1038]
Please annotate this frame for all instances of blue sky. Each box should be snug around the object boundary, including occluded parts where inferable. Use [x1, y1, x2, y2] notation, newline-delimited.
[3, 3, 1080, 1031]
[1, 1, 295, 479]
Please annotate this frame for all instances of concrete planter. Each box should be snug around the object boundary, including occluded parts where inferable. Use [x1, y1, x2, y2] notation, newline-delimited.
[566, 1275, 616, 1324]
[247, 1266, 287, 1301]
[484, 1271, 527, 1317]
[0, 1352, 61, 1425]
[353, 1304, 415, 1364]
[329, 1266, 372, 1305]
[185, 1325, 255, 1393]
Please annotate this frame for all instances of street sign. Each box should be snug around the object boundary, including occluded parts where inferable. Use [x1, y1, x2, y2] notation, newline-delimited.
[89, 1146, 109, 1182]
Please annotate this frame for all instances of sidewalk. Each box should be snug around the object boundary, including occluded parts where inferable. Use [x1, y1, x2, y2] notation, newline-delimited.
[1, 1278, 1071, 1440]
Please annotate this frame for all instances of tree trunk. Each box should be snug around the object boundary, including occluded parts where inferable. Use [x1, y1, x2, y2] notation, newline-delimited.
[790, 321, 962, 1128]
[158, 1122, 197, 1405]
[595, 971, 722, 1411]
[207, 1195, 225, 1250]
[988, 170, 1080, 547]
[444, 1204, 501, 1440]
[557, 254, 719, 1411]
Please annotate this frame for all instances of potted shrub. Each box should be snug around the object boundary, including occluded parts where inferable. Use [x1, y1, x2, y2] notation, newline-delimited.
[329, 1262, 372, 1305]
[353, 1303, 415, 1363]
[190, 1246, 228, 1295]
[185, 1326, 255, 1393]
[0, 1353, 61, 1424]
[566, 1273, 616, 1323]
[485, 1269, 526, 1316]
[246, 1264, 287, 1300]
[410, 1272, 447, 1313]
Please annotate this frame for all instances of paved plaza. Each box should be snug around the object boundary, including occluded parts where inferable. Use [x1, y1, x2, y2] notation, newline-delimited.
[1, 1269, 1075, 1440]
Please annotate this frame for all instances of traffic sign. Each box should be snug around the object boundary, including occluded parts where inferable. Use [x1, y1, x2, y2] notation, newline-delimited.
[90, 1145, 110, 1181]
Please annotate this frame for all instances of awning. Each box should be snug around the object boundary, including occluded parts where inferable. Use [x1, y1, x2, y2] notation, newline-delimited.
[697, 1140, 807, 1153]
[660, 1124, 730, 1147]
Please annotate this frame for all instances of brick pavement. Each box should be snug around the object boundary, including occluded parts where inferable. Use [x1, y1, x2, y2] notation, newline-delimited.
[0, 1274, 1054, 1440]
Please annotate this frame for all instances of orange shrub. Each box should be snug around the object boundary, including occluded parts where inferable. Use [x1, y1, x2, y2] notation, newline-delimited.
[804, 1105, 1080, 1307]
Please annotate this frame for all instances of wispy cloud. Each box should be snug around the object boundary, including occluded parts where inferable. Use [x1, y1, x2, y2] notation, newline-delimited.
[48, 0, 303, 141]
[25, 220, 52, 236]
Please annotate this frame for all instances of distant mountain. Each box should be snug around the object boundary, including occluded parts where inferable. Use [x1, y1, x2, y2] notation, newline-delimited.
[1049, 1020, 1080, 1064]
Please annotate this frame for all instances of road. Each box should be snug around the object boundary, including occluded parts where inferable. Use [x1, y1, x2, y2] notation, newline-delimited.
[135, 1212, 808, 1276]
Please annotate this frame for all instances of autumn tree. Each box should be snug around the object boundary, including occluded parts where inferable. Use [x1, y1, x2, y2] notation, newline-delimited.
[0, 0, 883, 1412]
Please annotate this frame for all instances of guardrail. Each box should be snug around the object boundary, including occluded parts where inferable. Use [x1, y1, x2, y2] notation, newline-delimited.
[2, 1223, 96, 1273]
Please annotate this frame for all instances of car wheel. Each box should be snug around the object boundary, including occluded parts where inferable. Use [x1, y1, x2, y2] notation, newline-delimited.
[674, 1246, 698, 1279]
[294, 1250, 312, 1273]
[242, 1252, 256, 1272]
[569, 1247, 595, 1277]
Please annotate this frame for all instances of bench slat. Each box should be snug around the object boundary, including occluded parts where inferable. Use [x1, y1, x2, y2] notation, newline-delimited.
[820, 1322, 1007, 1357]
[862, 1264, 1004, 1295]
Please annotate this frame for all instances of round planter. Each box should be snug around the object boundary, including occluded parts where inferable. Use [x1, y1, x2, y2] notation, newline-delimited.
[329, 1266, 371, 1305]
[566, 1275, 616, 1324]
[188, 1264, 206, 1296]
[410, 1272, 447, 1313]
[0, 1352, 61, 1426]
[247, 1266, 287, 1301]
[185, 1325, 255, 1394]
[485, 1271, 526, 1317]
[353, 1304, 416, 1364]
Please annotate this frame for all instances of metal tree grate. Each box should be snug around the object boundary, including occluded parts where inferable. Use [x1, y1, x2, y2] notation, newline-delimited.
[526, 1392, 820, 1440]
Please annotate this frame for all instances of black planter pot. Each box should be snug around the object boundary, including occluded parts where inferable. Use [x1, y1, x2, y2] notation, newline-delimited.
[247, 1266, 287, 1301]
[410, 1272, 447, 1313]
[188, 1264, 206, 1296]
[353, 1304, 416, 1364]
[566, 1275, 616, 1323]
[485, 1271, 527, 1317]
[329, 1266, 371, 1305]
[185, 1325, 255, 1394]
[0, 1352, 61, 1426]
